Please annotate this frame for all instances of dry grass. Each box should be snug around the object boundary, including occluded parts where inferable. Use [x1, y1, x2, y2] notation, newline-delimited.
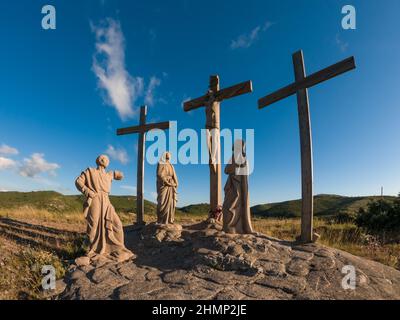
[253, 217, 400, 270]
[2, 208, 396, 270]
[0, 207, 399, 300]
[0, 237, 67, 300]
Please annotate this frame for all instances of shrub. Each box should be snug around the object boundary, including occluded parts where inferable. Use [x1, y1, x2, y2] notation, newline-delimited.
[356, 196, 400, 235]
[17, 248, 66, 299]
[334, 210, 357, 224]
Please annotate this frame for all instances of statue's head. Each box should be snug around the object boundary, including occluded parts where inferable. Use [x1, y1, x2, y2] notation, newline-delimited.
[96, 154, 110, 168]
[233, 139, 246, 164]
[160, 151, 171, 164]
[233, 139, 246, 154]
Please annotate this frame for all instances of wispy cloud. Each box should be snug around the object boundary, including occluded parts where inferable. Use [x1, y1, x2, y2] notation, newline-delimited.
[0, 144, 19, 155]
[91, 19, 165, 118]
[106, 145, 129, 165]
[0, 157, 17, 170]
[91, 18, 144, 120]
[230, 21, 274, 50]
[335, 34, 349, 52]
[150, 191, 157, 200]
[19, 153, 60, 178]
[144, 76, 161, 106]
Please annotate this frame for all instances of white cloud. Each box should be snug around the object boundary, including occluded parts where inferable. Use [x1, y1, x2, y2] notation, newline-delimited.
[262, 21, 274, 31]
[144, 76, 161, 106]
[150, 192, 157, 200]
[230, 21, 274, 50]
[335, 34, 349, 52]
[0, 157, 17, 170]
[0, 144, 19, 155]
[19, 153, 60, 178]
[91, 18, 144, 120]
[120, 185, 137, 193]
[106, 145, 129, 165]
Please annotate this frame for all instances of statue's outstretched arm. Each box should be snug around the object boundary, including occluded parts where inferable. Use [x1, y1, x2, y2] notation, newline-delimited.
[113, 171, 124, 181]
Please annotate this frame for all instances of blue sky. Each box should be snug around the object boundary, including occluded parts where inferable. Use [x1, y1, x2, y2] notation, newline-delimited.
[1, 0, 400, 206]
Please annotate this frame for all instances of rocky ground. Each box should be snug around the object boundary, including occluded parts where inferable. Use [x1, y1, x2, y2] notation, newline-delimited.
[60, 221, 400, 300]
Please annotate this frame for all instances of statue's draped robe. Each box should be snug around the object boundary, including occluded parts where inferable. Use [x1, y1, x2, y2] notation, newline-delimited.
[205, 99, 220, 173]
[156, 162, 178, 224]
[75, 168, 133, 262]
[222, 159, 253, 234]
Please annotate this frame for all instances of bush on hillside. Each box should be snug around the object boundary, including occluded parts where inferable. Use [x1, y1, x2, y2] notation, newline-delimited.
[356, 195, 400, 235]
[334, 209, 357, 223]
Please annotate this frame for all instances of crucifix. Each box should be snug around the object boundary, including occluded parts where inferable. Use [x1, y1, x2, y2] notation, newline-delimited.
[117, 105, 170, 225]
[258, 50, 356, 243]
[184, 75, 253, 217]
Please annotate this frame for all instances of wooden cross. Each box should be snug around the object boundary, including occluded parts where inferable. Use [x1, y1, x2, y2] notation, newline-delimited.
[184, 75, 253, 215]
[117, 105, 170, 225]
[258, 50, 356, 243]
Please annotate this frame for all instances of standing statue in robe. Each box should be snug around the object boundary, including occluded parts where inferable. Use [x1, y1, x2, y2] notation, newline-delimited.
[222, 139, 254, 234]
[156, 152, 178, 224]
[75, 155, 134, 264]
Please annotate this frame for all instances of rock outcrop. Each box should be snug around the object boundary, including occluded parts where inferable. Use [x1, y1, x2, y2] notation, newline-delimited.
[60, 222, 400, 300]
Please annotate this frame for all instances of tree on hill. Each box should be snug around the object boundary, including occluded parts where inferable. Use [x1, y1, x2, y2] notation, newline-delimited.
[356, 194, 400, 236]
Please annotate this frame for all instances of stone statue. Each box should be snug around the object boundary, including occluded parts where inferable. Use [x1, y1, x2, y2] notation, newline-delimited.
[205, 88, 220, 174]
[75, 155, 134, 265]
[222, 139, 254, 234]
[156, 152, 178, 224]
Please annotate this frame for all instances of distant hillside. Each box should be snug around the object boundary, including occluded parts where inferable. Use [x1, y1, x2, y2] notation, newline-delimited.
[179, 203, 210, 215]
[0, 192, 396, 219]
[0, 191, 157, 215]
[251, 194, 397, 218]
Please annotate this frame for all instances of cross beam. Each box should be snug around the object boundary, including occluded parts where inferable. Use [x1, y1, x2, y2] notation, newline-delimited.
[117, 105, 171, 225]
[183, 75, 253, 215]
[258, 56, 355, 109]
[184, 80, 253, 111]
[258, 50, 356, 243]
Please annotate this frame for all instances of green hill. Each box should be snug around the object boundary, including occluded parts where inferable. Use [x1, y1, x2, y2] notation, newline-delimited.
[251, 194, 397, 218]
[179, 203, 210, 215]
[0, 191, 396, 219]
[0, 191, 157, 215]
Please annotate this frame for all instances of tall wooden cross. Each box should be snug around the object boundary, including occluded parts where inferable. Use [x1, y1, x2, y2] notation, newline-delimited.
[258, 50, 356, 243]
[184, 75, 252, 216]
[117, 105, 170, 225]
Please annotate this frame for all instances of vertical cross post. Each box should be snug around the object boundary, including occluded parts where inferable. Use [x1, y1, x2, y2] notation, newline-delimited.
[117, 106, 171, 225]
[136, 106, 147, 225]
[183, 76, 253, 216]
[208, 76, 222, 212]
[258, 50, 356, 243]
[293, 51, 313, 243]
